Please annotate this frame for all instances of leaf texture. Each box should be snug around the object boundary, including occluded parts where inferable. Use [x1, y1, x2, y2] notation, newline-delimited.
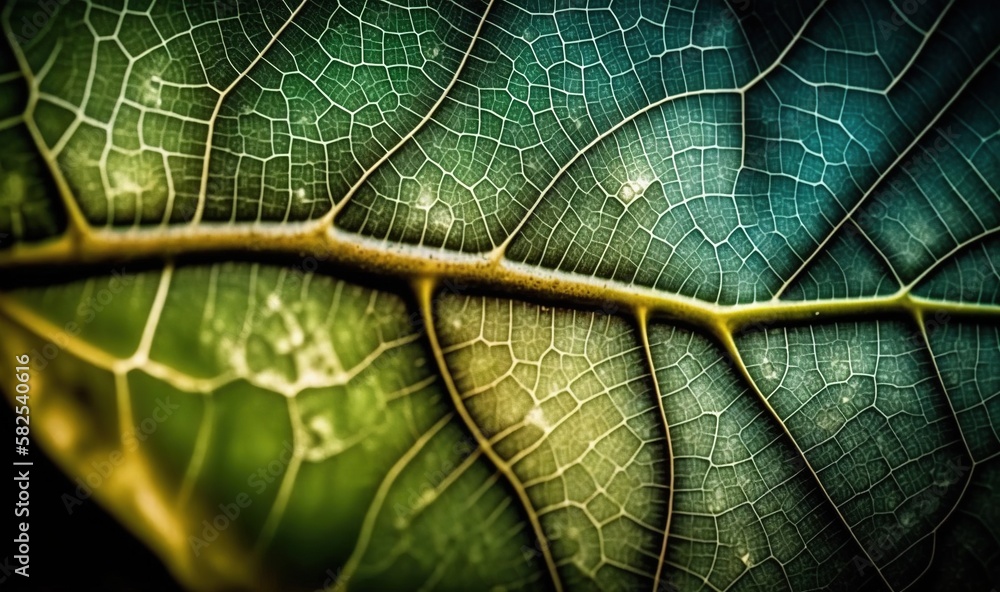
[0, 0, 998, 591]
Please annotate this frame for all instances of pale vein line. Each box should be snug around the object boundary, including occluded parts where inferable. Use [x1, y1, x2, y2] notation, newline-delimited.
[637, 308, 674, 592]
[0, 18, 89, 238]
[715, 328, 895, 592]
[488, 86, 735, 260]
[490, 0, 831, 261]
[114, 370, 133, 454]
[254, 395, 304, 554]
[885, 0, 957, 95]
[333, 413, 454, 592]
[415, 447, 484, 521]
[323, 0, 498, 223]
[177, 395, 215, 510]
[132, 262, 174, 364]
[774, 43, 1000, 298]
[735, 0, 829, 92]
[415, 277, 564, 592]
[904, 225, 1000, 290]
[0, 288, 236, 394]
[0, 294, 120, 370]
[910, 310, 977, 587]
[191, 0, 311, 224]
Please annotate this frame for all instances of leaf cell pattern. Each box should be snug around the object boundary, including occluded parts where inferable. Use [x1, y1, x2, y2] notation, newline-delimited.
[0, 0, 998, 591]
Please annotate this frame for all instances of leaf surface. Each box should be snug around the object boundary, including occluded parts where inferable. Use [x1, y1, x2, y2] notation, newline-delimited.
[0, 0, 998, 591]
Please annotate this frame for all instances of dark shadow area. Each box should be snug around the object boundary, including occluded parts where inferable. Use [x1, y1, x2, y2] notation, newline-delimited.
[3, 398, 184, 591]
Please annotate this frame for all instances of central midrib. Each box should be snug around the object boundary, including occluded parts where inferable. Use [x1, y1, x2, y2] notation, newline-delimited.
[1, 223, 996, 336]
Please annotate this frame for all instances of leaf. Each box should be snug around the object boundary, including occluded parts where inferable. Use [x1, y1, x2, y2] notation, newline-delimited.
[0, 0, 998, 591]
